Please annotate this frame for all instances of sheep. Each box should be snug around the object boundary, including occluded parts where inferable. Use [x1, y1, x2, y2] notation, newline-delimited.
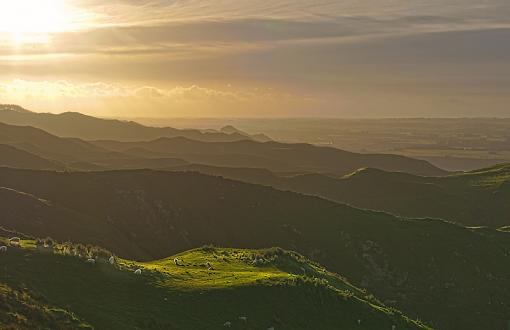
[0, 246, 7, 252]
[173, 258, 180, 266]
[223, 321, 231, 327]
[109, 256, 115, 265]
[134, 268, 142, 275]
[358, 319, 362, 325]
[238, 316, 248, 322]
[267, 327, 275, 330]
[392, 326, 396, 330]
[86, 258, 96, 264]
[9, 237, 20, 247]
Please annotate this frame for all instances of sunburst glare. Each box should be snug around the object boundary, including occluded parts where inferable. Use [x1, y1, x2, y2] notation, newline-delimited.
[0, 0, 87, 44]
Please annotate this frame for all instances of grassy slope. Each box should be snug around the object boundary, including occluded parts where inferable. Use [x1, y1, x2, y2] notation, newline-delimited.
[0, 283, 91, 330]
[0, 239, 426, 330]
[169, 163, 510, 228]
[0, 168, 510, 329]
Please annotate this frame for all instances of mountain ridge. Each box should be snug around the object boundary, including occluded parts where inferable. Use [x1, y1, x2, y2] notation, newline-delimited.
[0, 104, 265, 143]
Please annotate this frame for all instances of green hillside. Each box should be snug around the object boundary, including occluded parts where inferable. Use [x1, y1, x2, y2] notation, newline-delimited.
[1, 168, 510, 329]
[0, 238, 426, 329]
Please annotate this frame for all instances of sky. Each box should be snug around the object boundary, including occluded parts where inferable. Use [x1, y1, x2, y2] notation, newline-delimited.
[0, 0, 509, 118]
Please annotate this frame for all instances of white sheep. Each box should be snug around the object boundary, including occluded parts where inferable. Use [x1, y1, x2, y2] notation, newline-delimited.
[0, 246, 7, 252]
[173, 258, 179, 266]
[223, 321, 231, 327]
[267, 327, 275, 330]
[109, 256, 115, 265]
[392, 326, 396, 330]
[134, 268, 142, 275]
[238, 316, 248, 322]
[9, 237, 20, 246]
[86, 258, 96, 264]
[358, 319, 362, 325]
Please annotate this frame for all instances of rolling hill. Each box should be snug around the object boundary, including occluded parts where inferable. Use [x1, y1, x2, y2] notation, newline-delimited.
[92, 137, 448, 176]
[164, 163, 510, 228]
[0, 144, 65, 170]
[0, 168, 509, 329]
[0, 120, 447, 176]
[0, 104, 263, 143]
[0, 238, 426, 329]
[0, 122, 119, 163]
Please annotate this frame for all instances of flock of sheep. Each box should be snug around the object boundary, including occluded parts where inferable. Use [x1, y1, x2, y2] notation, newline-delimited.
[1, 236, 145, 275]
[1, 238, 399, 330]
[0, 236, 20, 251]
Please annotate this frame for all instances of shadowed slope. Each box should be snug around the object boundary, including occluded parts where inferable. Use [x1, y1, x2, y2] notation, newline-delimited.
[0, 144, 65, 170]
[0, 168, 509, 329]
[166, 163, 510, 227]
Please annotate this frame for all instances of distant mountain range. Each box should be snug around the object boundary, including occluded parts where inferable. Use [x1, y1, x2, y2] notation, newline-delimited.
[0, 104, 271, 143]
[93, 137, 447, 176]
[0, 167, 509, 329]
[0, 107, 447, 176]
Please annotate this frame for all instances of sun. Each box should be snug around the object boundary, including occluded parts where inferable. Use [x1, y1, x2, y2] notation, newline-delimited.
[0, 0, 81, 44]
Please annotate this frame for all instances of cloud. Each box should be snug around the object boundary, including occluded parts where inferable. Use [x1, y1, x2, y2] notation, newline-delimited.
[1, 1, 510, 117]
[0, 79, 315, 117]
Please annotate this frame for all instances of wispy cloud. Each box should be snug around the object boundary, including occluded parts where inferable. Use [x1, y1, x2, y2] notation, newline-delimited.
[0, 1, 509, 117]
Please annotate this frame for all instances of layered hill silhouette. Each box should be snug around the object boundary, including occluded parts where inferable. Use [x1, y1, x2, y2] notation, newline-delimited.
[0, 239, 426, 329]
[92, 137, 447, 176]
[0, 144, 64, 170]
[0, 122, 119, 163]
[0, 104, 265, 142]
[0, 120, 447, 176]
[0, 168, 509, 329]
[164, 163, 510, 228]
